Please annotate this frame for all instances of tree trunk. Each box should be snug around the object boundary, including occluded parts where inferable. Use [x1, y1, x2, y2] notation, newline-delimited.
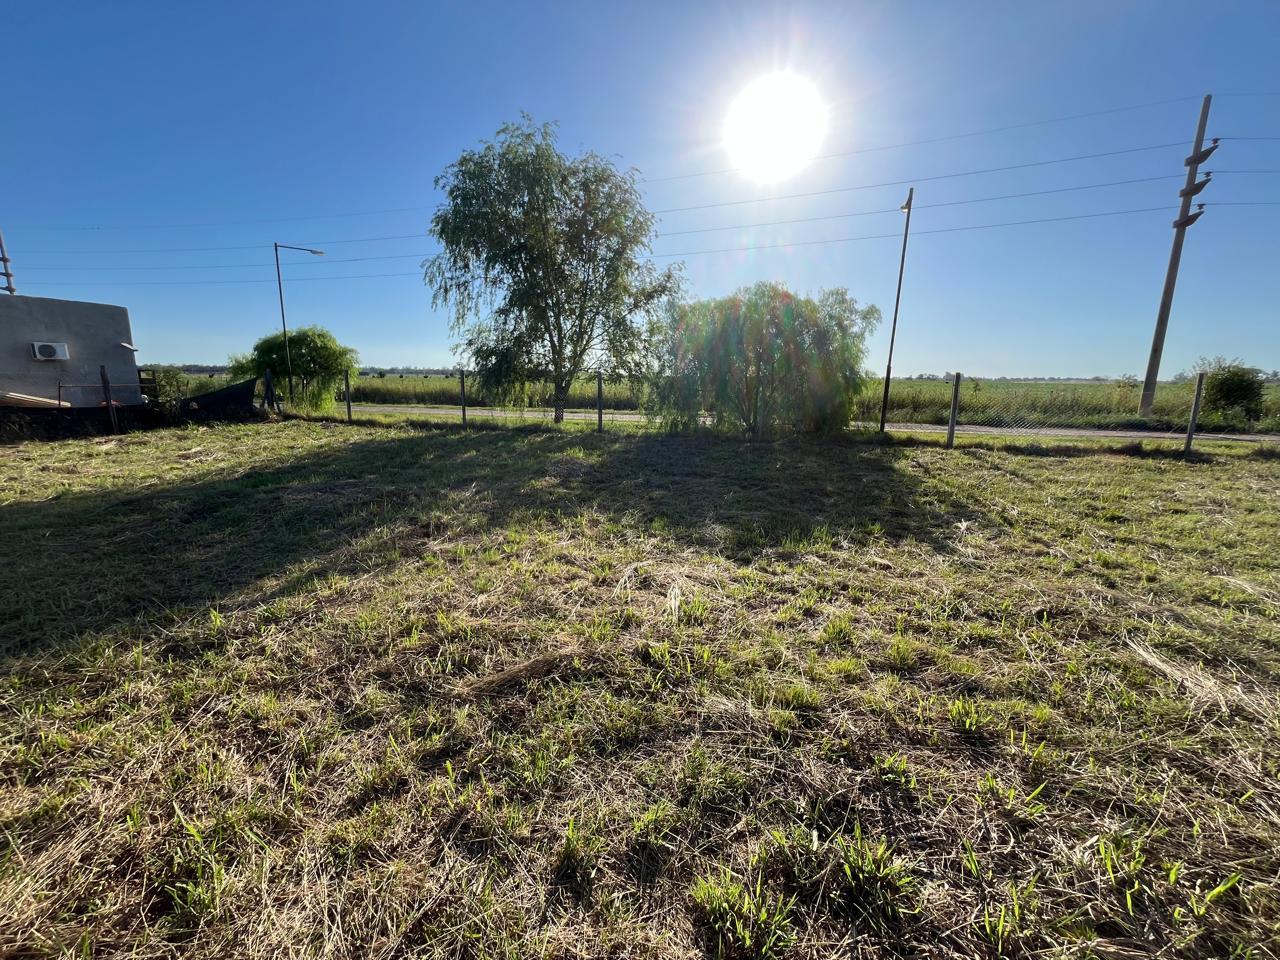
[553, 380, 569, 424]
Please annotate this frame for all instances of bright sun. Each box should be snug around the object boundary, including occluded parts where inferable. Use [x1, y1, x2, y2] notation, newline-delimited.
[723, 72, 828, 183]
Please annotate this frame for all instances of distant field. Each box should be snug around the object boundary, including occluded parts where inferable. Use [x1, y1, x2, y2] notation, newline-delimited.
[1, 421, 1278, 957]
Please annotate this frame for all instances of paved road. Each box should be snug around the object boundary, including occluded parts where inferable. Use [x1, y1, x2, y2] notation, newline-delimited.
[350, 403, 1273, 444]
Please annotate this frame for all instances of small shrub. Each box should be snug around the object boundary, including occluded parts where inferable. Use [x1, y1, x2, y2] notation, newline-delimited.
[1203, 364, 1264, 421]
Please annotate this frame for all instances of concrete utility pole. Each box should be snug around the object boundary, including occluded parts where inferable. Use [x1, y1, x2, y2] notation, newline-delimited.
[0, 228, 16, 295]
[1139, 94, 1217, 416]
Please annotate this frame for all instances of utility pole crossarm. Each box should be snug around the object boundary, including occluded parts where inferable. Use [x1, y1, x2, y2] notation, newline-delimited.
[0, 229, 16, 295]
[1139, 94, 1215, 416]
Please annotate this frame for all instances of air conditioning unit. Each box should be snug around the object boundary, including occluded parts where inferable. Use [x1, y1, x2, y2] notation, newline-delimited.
[31, 342, 70, 361]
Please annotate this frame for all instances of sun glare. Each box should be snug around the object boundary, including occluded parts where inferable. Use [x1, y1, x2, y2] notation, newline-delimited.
[722, 72, 828, 183]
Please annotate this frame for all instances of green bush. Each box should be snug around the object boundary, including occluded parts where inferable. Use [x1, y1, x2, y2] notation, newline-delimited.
[1204, 364, 1265, 421]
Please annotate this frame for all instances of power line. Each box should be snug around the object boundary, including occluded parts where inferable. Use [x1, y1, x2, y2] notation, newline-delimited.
[20, 168, 1268, 259]
[22, 271, 424, 287]
[20, 233, 426, 255]
[21, 252, 430, 272]
[15, 140, 1187, 252]
[641, 95, 1202, 183]
[648, 206, 1175, 259]
[17, 178, 1273, 270]
[652, 142, 1186, 214]
[658, 174, 1183, 237]
[22, 174, 1189, 271]
[12, 208, 434, 233]
[13, 140, 1192, 234]
[23, 205, 1179, 285]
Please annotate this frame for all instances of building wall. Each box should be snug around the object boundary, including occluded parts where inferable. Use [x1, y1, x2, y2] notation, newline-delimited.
[0, 295, 142, 406]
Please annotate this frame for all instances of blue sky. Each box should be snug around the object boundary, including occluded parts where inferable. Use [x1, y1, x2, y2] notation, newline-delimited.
[6, 1, 1279, 377]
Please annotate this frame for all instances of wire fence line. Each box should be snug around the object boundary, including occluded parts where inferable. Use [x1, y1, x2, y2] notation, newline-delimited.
[334, 369, 1278, 453]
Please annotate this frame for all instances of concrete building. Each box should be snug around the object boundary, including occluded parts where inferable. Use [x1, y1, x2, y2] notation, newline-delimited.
[0, 295, 143, 407]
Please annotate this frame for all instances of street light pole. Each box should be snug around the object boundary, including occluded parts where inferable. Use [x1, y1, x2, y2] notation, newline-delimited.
[273, 242, 325, 405]
[878, 187, 914, 433]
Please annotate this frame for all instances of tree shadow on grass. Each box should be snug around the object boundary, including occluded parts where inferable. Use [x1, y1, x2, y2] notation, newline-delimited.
[0, 425, 988, 658]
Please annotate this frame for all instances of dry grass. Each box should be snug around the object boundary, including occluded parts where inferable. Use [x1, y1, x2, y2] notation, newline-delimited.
[1, 420, 1278, 958]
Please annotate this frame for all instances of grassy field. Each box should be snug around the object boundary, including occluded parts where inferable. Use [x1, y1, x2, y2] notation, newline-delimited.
[2, 421, 1278, 958]
[342, 375, 1280, 434]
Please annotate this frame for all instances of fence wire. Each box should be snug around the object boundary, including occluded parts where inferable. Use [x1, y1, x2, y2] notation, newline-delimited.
[870, 375, 1278, 450]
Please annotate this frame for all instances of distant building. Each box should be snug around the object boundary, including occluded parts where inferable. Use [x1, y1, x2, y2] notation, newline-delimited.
[0, 295, 143, 407]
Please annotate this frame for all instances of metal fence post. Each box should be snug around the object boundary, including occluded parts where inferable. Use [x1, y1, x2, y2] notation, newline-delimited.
[344, 369, 353, 423]
[946, 372, 962, 448]
[597, 370, 604, 433]
[1184, 371, 1206, 457]
[99, 365, 120, 434]
[459, 368, 467, 427]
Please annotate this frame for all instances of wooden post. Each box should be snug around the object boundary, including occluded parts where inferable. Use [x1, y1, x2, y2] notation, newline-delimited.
[946, 372, 962, 449]
[99, 365, 120, 434]
[1184, 371, 1206, 457]
[459, 368, 467, 427]
[597, 370, 604, 433]
[344, 369, 353, 423]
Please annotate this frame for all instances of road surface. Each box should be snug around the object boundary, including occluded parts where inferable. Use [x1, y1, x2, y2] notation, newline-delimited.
[349, 403, 1273, 444]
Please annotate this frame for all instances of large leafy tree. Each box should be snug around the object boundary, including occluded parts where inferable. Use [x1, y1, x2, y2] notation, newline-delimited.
[652, 282, 880, 437]
[229, 325, 357, 412]
[425, 119, 678, 422]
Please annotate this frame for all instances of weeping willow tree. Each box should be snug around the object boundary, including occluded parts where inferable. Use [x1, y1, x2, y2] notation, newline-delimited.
[651, 282, 880, 437]
[424, 118, 679, 422]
